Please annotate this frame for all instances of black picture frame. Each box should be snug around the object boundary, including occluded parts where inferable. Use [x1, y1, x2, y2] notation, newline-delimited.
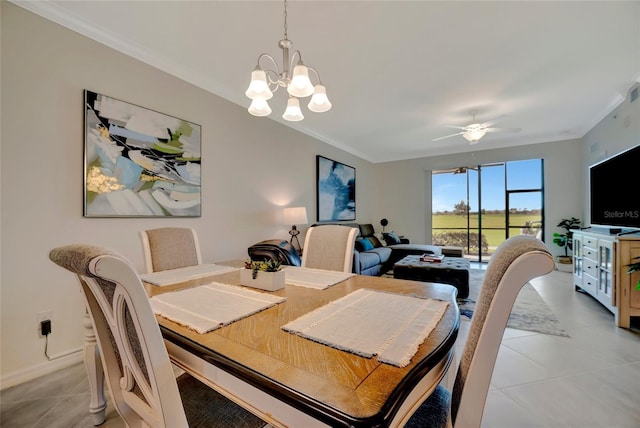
[316, 156, 356, 222]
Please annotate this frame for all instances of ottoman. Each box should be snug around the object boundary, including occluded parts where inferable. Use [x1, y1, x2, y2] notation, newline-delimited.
[393, 255, 470, 298]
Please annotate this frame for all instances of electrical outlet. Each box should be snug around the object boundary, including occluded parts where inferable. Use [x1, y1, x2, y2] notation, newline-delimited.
[37, 310, 54, 336]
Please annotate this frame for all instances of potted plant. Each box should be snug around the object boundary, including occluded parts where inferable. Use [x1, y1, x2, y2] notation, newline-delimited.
[240, 259, 285, 291]
[552, 217, 581, 265]
[627, 256, 640, 290]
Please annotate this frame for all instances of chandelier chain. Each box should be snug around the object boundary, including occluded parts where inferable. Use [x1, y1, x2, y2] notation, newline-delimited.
[283, 0, 288, 39]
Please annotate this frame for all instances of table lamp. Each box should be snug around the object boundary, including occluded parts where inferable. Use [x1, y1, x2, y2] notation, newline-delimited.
[283, 207, 308, 252]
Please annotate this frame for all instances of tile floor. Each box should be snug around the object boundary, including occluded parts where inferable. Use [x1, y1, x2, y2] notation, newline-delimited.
[2, 270, 639, 427]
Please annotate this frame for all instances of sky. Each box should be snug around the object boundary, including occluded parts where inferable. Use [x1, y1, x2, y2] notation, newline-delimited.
[432, 159, 543, 212]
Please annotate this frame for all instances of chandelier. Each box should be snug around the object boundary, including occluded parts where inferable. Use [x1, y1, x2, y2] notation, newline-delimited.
[244, 0, 331, 121]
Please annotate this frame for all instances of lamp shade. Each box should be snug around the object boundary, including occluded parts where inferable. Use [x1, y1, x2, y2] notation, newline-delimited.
[283, 207, 308, 225]
[248, 99, 272, 117]
[308, 84, 332, 113]
[288, 64, 314, 97]
[282, 97, 304, 121]
[245, 68, 273, 100]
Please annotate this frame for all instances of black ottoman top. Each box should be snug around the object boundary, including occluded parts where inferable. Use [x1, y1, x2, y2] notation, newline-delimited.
[394, 255, 470, 271]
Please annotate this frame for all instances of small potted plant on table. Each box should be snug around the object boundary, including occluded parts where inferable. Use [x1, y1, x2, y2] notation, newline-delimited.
[240, 259, 285, 291]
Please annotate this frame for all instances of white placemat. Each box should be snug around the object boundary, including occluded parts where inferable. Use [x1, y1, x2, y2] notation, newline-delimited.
[282, 289, 449, 367]
[282, 266, 355, 289]
[150, 281, 286, 333]
[141, 264, 240, 286]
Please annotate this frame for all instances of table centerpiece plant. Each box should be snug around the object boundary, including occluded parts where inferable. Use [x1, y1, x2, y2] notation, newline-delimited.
[241, 259, 285, 291]
[244, 259, 282, 278]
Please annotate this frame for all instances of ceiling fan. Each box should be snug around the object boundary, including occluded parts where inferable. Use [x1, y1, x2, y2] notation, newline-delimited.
[433, 114, 521, 144]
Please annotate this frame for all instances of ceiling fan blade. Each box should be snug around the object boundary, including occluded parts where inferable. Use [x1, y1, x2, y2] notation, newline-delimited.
[486, 127, 522, 133]
[481, 115, 507, 128]
[443, 125, 468, 130]
[432, 131, 465, 142]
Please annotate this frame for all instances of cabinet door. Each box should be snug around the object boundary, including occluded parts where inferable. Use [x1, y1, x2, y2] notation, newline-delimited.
[597, 239, 614, 306]
[573, 234, 583, 279]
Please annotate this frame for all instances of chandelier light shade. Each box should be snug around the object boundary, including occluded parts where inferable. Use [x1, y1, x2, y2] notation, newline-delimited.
[248, 99, 272, 117]
[245, 68, 273, 101]
[245, 0, 331, 121]
[282, 97, 304, 121]
[308, 84, 332, 112]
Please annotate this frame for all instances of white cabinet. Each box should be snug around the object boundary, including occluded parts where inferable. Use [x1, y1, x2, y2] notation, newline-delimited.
[573, 231, 640, 327]
[572, 231, 616, 315]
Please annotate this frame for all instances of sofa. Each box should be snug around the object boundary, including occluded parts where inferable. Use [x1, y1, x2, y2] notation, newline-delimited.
[354, 223, 445, 275]
[312, 223, 446, 276]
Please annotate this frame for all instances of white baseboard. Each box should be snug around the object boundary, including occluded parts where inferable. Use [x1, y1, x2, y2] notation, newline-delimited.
[0, 348, 83, 390]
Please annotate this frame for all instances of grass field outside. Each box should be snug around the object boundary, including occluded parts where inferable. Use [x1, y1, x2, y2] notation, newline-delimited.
[433, 212, 543, 257]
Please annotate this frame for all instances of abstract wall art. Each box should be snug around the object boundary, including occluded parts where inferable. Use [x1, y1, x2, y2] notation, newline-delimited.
[84, 90, 201, 217]
[316, 155, 356, 222]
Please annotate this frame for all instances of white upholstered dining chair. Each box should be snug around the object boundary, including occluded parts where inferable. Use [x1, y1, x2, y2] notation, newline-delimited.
[140, 227, 202, 273]
[403, 235, 555, 428]
[49, 244, 265, 428]
[301, 225, 359, 273]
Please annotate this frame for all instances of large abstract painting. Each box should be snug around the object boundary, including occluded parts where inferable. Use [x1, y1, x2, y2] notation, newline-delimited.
[316, 156, 356, 222]
[84, 90, 201, 217]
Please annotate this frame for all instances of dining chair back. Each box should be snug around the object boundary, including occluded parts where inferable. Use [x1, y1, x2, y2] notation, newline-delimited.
[49, 244, 264, 428]
[140, 227, 202, 273]
[301, 225, 358, 273]
[404, 235, 555, 428]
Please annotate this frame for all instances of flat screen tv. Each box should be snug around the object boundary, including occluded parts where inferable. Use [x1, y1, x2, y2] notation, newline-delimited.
[589, 144, 640, 230]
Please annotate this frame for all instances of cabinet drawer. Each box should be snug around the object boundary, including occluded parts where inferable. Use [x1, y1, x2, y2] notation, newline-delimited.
[583, 259, 597, 277]
[584, 236, 597, 247]
[581, 273, 597, 295]
[583, 246, 597, 261]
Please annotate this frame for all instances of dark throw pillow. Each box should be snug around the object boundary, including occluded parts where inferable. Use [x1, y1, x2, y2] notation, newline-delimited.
[367, 235, 383, 248]
[383, 231, 402, 245]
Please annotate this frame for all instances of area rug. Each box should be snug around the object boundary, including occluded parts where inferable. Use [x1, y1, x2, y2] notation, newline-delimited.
[460, 269, 569, 337]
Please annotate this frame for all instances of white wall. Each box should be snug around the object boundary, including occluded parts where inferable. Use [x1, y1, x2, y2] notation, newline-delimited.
[0, 3, 376, 385]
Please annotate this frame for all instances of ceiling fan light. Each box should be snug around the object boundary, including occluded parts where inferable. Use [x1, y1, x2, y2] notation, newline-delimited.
[463, 128, 487, 142]
[288, 64, 314, 97]
[248, 99, 272, 117]
[282, 97, 304, 121]
[308, 85, 332, 113]
[245, 68, 273, 100]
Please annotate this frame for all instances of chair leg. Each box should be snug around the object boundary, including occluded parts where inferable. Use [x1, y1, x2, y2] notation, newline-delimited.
[83, 311, 107, 425]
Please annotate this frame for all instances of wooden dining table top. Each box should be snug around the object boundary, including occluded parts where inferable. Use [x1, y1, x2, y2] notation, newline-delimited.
[144, 263, 460, 427]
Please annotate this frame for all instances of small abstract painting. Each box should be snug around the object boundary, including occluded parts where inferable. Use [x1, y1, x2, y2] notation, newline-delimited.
[84, 90, 201, 217]
[316, 156, 356, 222]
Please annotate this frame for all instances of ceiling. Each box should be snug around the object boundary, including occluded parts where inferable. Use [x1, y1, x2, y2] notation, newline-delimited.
[15, 1, 640, 163]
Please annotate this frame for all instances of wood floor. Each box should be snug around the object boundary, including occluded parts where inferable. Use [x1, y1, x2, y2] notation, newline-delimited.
[2, 270, 639, 427]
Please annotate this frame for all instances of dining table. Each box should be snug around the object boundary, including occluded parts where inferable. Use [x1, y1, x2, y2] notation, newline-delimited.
[86, 262, 460, 428]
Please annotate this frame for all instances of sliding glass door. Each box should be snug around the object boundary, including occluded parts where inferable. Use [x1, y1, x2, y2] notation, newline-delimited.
[432, 159, 544, 262]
